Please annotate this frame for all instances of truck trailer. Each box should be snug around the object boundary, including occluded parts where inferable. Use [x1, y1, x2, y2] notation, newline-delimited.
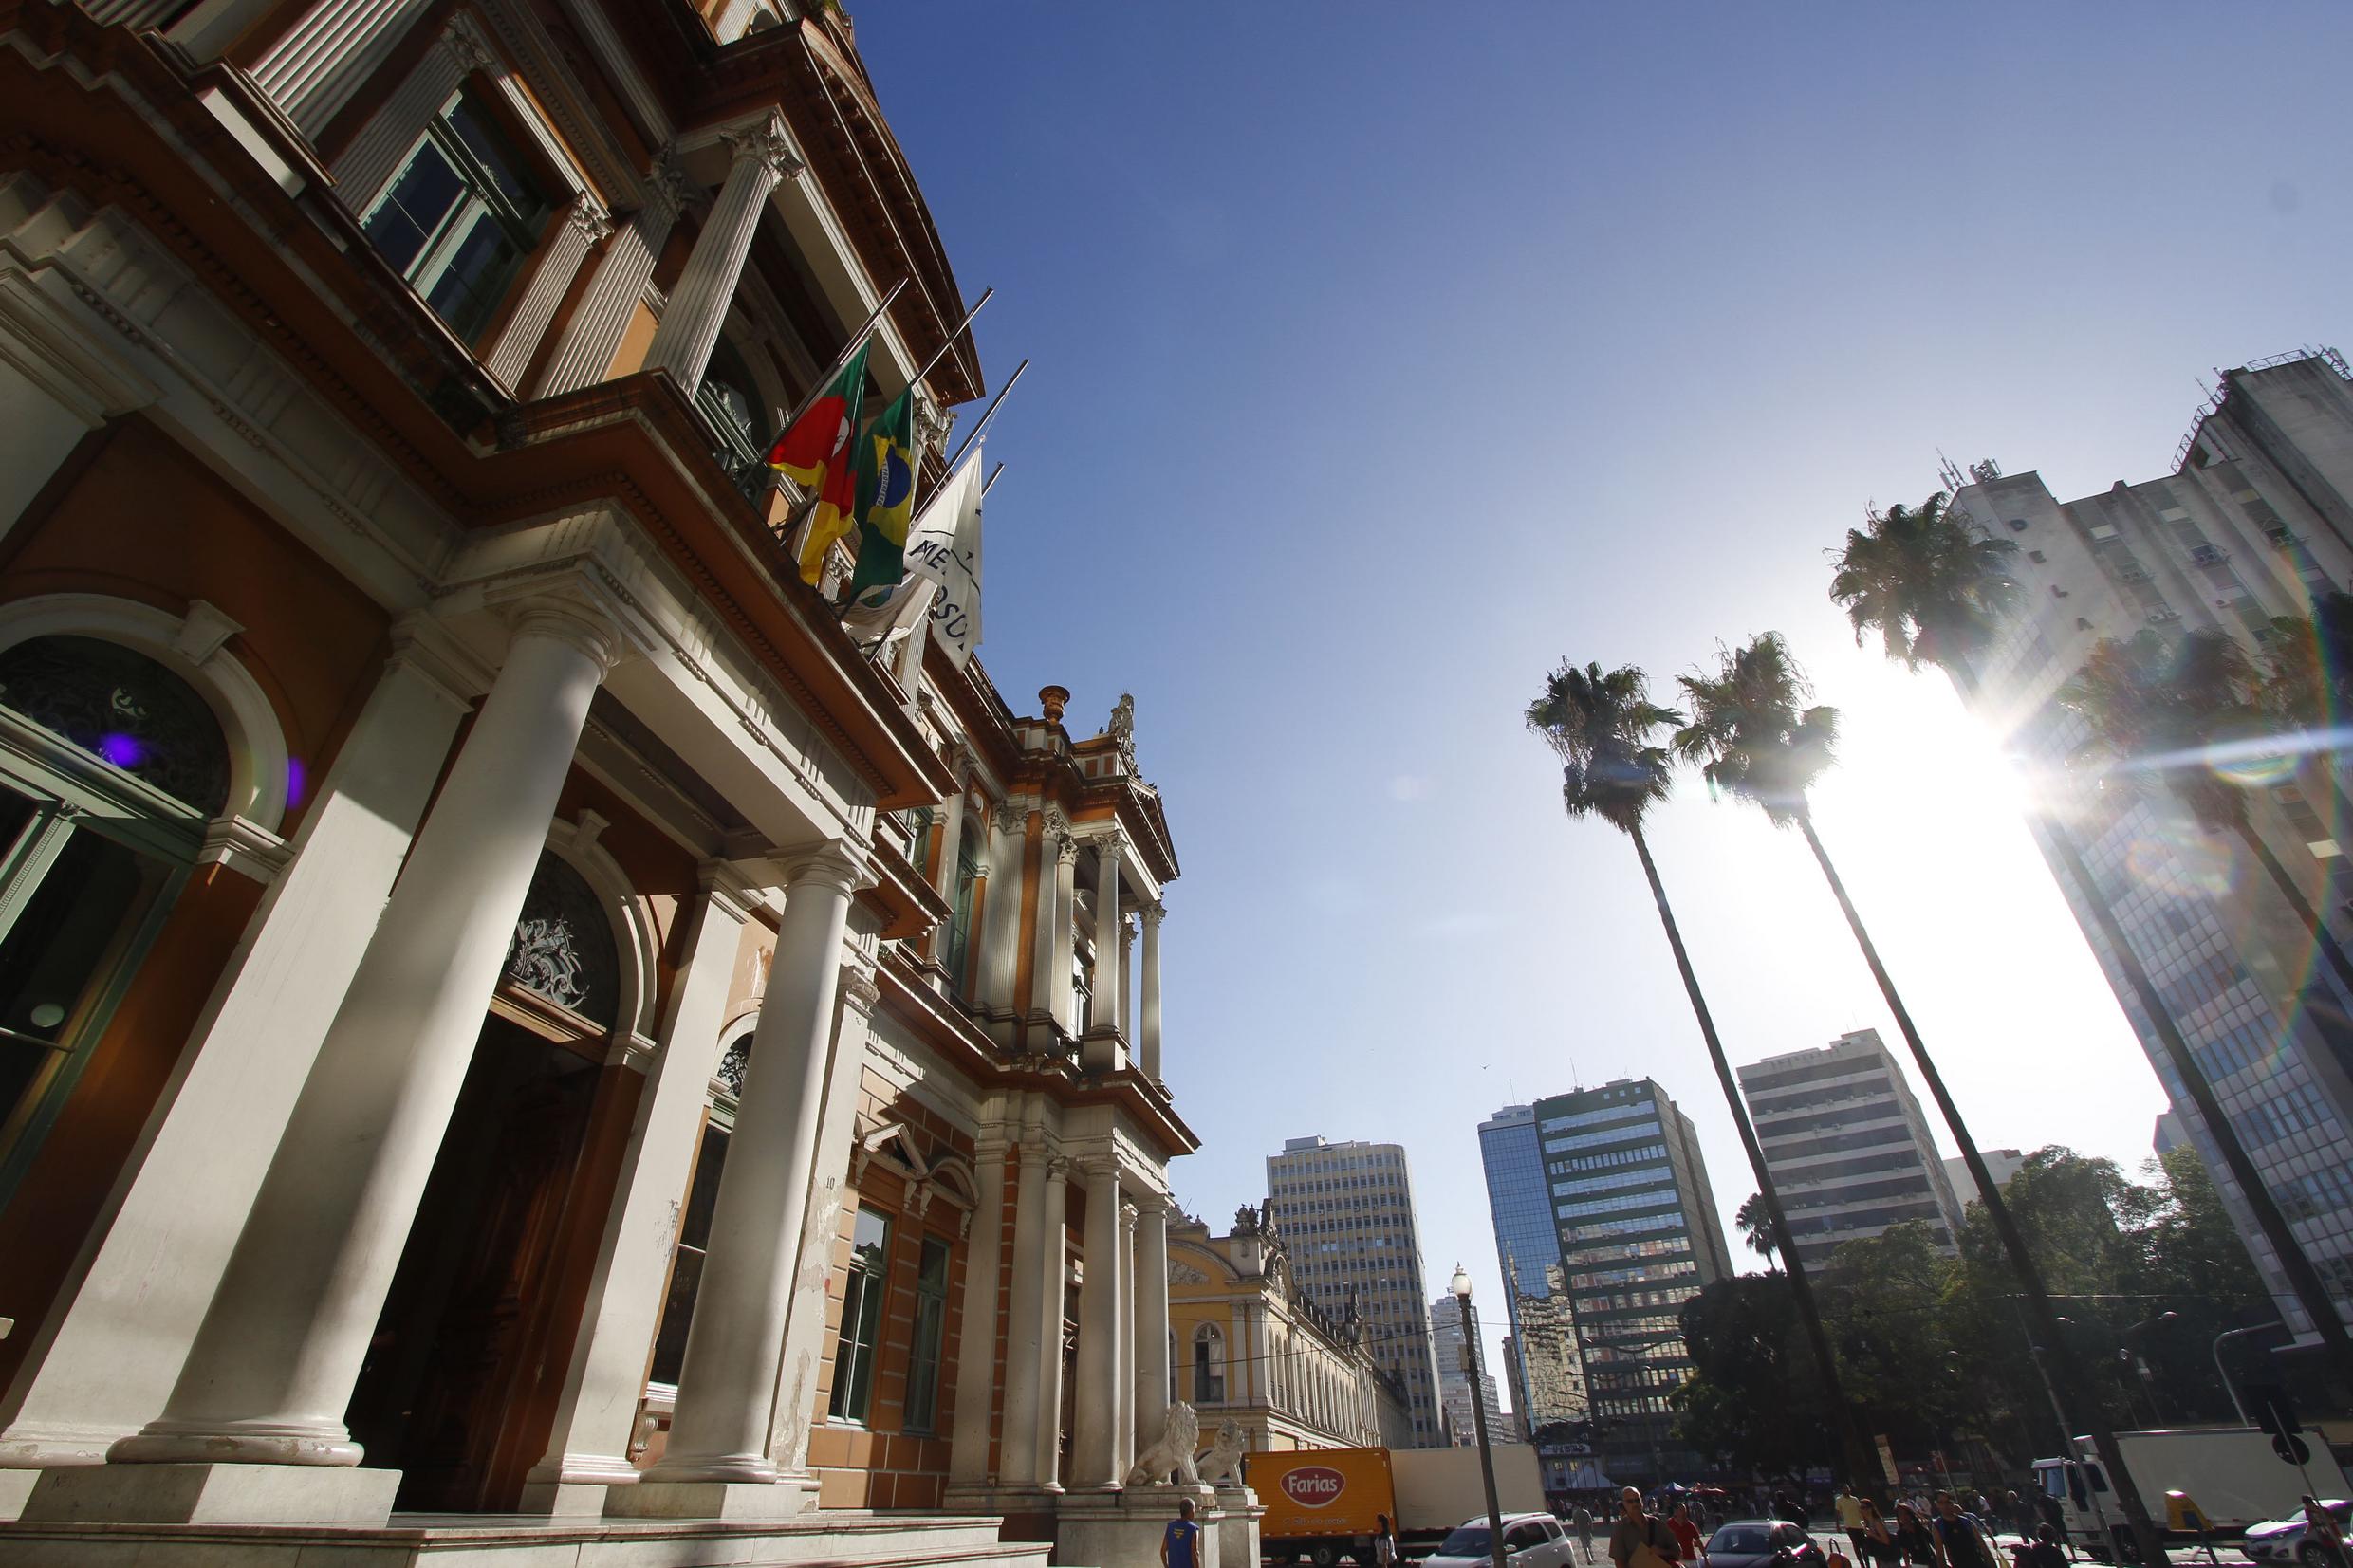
[2033, 1427, 2351, 1559]
[1250, 1443, 1549, 1564]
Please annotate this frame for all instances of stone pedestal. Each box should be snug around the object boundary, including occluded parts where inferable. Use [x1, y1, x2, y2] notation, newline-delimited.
[1057, 1486, 1223, 1568]
[1210, 1485, 1262, 1568]
[21, 1461, 399, 1525]
[602, 1476, 815, 1521]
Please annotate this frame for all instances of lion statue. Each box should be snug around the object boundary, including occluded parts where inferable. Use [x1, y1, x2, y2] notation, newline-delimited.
[1124, 1400, 1201, 1487]
[1195, 1418, 1248, 1488]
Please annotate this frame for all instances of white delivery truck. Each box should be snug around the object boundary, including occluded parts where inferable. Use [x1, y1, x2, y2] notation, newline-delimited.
[2033, 1427, 2352, 1559]
[1390, 1444, 1550, 1550]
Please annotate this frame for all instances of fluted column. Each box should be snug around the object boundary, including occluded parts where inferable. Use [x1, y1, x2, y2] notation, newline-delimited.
[1089, 836, 1122, 1033]
[1036, 1156, 1069, 1489]
[642, 117, 799, 397]
[946, 1138, 1009, 1486]
[997, 1140, 1050, 1486]
[627, 841, 868, 1504]
[977, 805, 1025, 1011]
[1070, 1162, 1123, 1488]
[108, 600, 622, 1475]
[1133, 1196, 1171, 1457]
[329, 13, 493, 211]
[1114, 1199, 1138, 1479]
[250, 0, 436, 139]
[1050, 834, 1079, 1030]
[537, 153, 685, 397]
[518, 866, 754, 1513]
[483, 195, 610, 389]
[1139, 902, 1165, 1080]
[1029, 815, 1065, 1021]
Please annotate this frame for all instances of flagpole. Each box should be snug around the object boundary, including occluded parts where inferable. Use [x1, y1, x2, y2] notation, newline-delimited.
[907, 286, 993, 395]
[982, 461, 1006, 498]
[944, 359, 1028, 471]
[776, 277, 906, 440]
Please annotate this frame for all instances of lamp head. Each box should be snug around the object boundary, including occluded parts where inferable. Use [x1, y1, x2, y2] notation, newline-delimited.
[1450, 1264, 1472, 1300]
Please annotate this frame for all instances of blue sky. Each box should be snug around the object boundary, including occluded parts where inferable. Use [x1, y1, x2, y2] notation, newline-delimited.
[853, 1, 2353, 1386]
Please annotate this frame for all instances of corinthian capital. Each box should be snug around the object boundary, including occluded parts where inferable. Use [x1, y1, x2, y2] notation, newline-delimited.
[721, 113, 803, 181]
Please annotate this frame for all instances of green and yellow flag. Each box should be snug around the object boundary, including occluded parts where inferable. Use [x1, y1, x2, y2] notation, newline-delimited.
[848, 387, 920, 606]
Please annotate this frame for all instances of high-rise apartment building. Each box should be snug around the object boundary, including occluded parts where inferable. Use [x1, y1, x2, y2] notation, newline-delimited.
[1739, 1030, 1963, 1264]
[1430, 1294, 1505, 1446]
[1533, 1079, 1732, 1486]
[1944, 1149, 2027, 1212]
[1947, 349, 2353, 1334]
[1479, 1104, 1586, 1432]
[1266, 1136, 1447, 1446]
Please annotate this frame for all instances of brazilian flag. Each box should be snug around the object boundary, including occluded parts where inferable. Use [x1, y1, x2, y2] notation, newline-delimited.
[849, 387, 920, 605]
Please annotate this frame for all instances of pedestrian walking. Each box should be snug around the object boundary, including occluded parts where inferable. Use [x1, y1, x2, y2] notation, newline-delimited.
[1670, 1501, 1707, 1567]
[1160, 1498, 1204, 1568]
[2018, 1524, 2067, 1568]
[1838, 1484, 1868, 1563]
[1372, 1511, 1399, 1568]
[1858, 1498, 1898, 1568]
[1612, 1486, 1684, 1568]
[1577, 1504, 1599, 1564]
[1934, 1491, 1998, 1568]
[1892, 1503, 1938, 1568]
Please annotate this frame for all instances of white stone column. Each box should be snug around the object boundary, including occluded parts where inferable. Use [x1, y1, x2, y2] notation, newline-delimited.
[928, 760, 970, 964]
[976, 805, 1025, 1012]
[328, 14, 487, 212]
[250, 0, 437, 140]
[82, 600, 621, 1522]
[0, 636, 470, 1485]
[996, 1138, 1050, 1487]
[1088, 837, 1122, 1034]
[1132, 1196, 1171, 1459]
[516, 866, 753, 1515]
[1120, 917, 1135, 1043]
[1139, 902, 1165, 1080]
[641, 117, 798, 398]
[481, 195, 610, 390]
[1029, 819, 1064, 1021]
[1049, 834, 1079, 1030]
[1114, 1199, 1137, 1479]
[1035, 1157, 1069, 1489]
[536, 155, 684, 397]
[617, 841, 866, 1517]
[946, 1137, 1007, 1487]
[1069, 1162, 1122, 1488]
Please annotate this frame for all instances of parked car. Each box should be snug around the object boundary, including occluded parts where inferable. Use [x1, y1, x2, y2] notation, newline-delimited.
[2244, 1499, 2351, 1568]
[1704, 1519, 1831, 1568]
[1424, 1511, 1579, 1565]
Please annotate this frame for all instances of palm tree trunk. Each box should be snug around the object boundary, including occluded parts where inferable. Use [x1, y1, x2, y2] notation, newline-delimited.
[1794, 802, 2167, 1566]
[2233, 816, 2353, 1082]
[1624, 821, 1879, 1491]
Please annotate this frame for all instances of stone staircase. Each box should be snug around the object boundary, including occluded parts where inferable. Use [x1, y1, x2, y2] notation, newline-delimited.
[0, 1508, 1065, 1567]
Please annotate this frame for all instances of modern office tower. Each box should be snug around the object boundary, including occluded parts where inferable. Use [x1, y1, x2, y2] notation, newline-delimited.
[1738, 1030, 1965, 1264]
[2155, 1113, 2190, 1158]
[1430, 1293, 1505, 1447]
[1533, 1079, 1732, 1487]
[1479, 1103, 1587, 1432]
[1266, 1136, 1447, 1446]
[1944, 1148, 2027, 1211]
[1946, 349, 2353, 1335]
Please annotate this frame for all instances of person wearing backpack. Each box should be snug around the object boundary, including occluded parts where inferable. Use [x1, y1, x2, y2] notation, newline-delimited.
[1612, 1487, 1684, 1568]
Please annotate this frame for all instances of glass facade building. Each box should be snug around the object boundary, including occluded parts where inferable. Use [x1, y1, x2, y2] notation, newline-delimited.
[1478, 1104, 1585, 1431]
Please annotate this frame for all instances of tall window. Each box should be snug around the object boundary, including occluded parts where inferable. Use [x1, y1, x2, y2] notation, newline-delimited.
[1193, 1323, 1225, 1403]
[939, 829, 977, 995]
[364, 88, 555, 341]
[902, 1235, 953, 1431]
[0, 636, 228, 1196]
[648, 1120, 729, 1386]
[827, 1207, 892, 1423]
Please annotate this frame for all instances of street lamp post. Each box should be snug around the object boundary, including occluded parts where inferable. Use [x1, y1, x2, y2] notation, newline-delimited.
[2122, 1312, 2179, 1426]
[2210, 1321, 2286, 1425]
[1454, 1265, 1510, 1568]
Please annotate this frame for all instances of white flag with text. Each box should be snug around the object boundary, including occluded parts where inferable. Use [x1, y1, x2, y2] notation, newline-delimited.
[902, 444, 984, 668]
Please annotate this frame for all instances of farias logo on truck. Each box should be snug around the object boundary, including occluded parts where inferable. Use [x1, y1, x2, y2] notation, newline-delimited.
[1280, 1467, 1348, 1509]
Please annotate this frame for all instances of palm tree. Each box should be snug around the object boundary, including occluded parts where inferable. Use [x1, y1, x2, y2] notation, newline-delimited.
[1833, 494, 2353, 1526]
[2058, 628, 2353, 1084]
[1525, 659, 1876, 1488]
[1732, 1191, 1778, 1260]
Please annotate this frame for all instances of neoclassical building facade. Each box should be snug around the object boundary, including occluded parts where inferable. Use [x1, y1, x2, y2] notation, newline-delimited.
[1167, 1208, 1413, 1456]
[0, 0, 1194, 1561]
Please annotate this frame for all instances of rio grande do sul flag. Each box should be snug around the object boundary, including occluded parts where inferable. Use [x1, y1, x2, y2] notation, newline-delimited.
[848, 386, 920, 604]
[768, 343, 868, 585]
[900, 444, 984, 667]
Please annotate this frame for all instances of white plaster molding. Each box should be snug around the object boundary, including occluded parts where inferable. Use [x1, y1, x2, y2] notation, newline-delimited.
[0, 256, 161, 425]
[198, 813, 294, 883]
[0, 592, 291, 830]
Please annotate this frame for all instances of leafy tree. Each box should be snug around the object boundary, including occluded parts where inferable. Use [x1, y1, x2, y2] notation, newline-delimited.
[1674, 1274, 1834, 1477]
[1526, 660, 1871, 1482]
[2260, 590, 2353, 726]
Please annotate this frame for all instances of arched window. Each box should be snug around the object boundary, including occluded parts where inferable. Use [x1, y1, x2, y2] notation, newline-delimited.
[0, 635, 232, 1193]
[1193, 1322, 1225, 1404]
[501, 849, 621, 1028]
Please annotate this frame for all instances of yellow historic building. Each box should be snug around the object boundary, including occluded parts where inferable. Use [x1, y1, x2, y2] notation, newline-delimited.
[1167, 1207, 1413, 1455]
